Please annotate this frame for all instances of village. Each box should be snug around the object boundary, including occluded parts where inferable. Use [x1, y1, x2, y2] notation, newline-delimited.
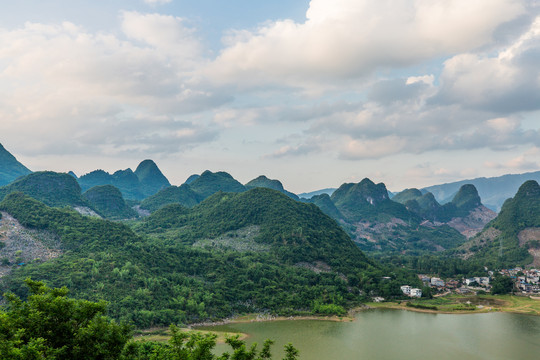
[398, 268, 540, 299]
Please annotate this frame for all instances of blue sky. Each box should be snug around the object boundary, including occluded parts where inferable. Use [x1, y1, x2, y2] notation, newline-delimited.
[1, 0, 540, 193]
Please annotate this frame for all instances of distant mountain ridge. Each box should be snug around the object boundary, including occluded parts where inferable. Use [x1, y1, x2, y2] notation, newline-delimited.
[0, 143, 32, 186]
[422, 171, 540, 211]
[77, 160, 170, 200]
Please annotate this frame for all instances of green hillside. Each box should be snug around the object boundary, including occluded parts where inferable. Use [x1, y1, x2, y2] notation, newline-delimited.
[189, 170, 246, 198]
[462, 180, 540, 267]
[135, 160, 171, 197]
[305, 193, 344, 221]
[246, 175, 299, 200]
[139, 184, 202, 212]
[331, 178, 412, 222]
[83, 185, 138, 219]
[0, 143, 32, 186]
[0, 171, 86, 207]
[0, 188, 416, 329]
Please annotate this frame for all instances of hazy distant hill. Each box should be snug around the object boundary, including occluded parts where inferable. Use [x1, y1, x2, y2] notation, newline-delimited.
[245, 175, 299, 200]
[135, 159, 171, 197]
[460, 180, 540, 267]
[298, 188, 336, 199]
[422, 171, 540, 211]
[83, 185, 137, 220]
[394, 184, 496, 238]
[314, 178, 467, 253]
[0, 143, 32, 186]
[78, 160, 170, 200]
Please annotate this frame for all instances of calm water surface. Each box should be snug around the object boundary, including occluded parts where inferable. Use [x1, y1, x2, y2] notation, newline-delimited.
[198, 309, 540, 360]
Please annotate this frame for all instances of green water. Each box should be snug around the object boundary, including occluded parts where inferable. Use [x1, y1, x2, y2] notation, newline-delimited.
[198, 309, 540, 359]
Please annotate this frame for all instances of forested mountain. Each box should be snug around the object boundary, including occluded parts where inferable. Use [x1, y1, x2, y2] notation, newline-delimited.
[459, 180, 540, 268]
[0, 143, 32, 186]
[0, 171, 87, 208]
[189, 170, 246, 198]
[245, 175, 299, 200]
[134, 160, 171, 197]
[0, 188, 418, 329]
[422, 171, 540, 211]
[83, 185, 138, 220]
[139, 184, 202, 212]
[393, 184, 496, 238]
[305, 178, 468, 254]
[78, 160, 170, 200]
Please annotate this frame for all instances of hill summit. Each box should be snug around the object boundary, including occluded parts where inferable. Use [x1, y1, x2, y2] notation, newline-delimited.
[0, 143, 32, 186]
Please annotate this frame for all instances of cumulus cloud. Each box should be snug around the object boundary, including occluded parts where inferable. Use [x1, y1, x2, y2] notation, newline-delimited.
[0, 13, 225, 157]
[206, 0, 527, 88]
[433, 16, 540, 113]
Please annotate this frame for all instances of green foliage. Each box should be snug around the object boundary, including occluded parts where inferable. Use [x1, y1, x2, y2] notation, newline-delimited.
[467, 180, 540, 267]
[331, 179, 412, 222]
[245, 176, 299, 201]
[123, 327, 298, 360]
[189, 171, 246, 199]
[83, 185, 138, 220]
[0, 189, 403, 329]
[0, 279, 131, 360]
[311, 300, 346, 316]
[491, 275, 514, 295]
[0, 172, 86, 208]
[140, 185, 202, 212]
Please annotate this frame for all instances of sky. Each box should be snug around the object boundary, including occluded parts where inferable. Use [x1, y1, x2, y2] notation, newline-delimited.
[1, 0, 540, 194]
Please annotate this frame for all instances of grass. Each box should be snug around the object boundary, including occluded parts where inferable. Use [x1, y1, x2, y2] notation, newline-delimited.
[133, 327, 247, 343]
[367, 294, 540, 315]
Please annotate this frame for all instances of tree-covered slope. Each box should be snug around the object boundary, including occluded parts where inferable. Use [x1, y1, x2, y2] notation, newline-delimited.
[189, 170, 246, 199]
[331, 178, 411, 222]
[141, 187, 371, 271]
[83, 185, 138, 220]
[0, 143, 32, 186]
[1, 188, 416, 329]
[0, 171, 87, 207]
[245, 175, 299, 200]
[78, 160, 170, 200]
[304, 193, 344, 221]
[135, 160, 171, 197]
[460, 180, 540, 267]
[139, 184, 202, 212]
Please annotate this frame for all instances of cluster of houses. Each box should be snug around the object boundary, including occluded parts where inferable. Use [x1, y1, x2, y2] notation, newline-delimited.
[393, 267, 540, 301]
[501, 267, 540, 294]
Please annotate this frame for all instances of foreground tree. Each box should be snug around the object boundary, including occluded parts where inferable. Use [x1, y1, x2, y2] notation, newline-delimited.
[0, 279, 131, 359]
[122, 326, 299, 360]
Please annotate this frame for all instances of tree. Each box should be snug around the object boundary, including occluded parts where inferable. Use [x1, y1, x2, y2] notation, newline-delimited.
[0, 278, 131, 360]
[491, 275, 514, 295]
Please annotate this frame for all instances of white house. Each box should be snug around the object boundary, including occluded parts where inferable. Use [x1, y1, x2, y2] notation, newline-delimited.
[410, 288, 422, 298]
[401, 285, 411, 295]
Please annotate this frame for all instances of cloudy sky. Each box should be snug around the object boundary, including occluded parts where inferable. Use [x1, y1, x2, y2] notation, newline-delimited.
[1, 0, 540, 193]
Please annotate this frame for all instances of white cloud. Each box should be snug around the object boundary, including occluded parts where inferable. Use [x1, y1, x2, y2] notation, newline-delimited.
[206, 0, 526, 89]
[0, 13, 225, 157]
[144, 0, 172, 5]
[434, 16, 540, 113]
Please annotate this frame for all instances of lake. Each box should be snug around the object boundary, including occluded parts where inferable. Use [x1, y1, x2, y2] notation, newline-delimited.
[197, 309, 540, 359]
